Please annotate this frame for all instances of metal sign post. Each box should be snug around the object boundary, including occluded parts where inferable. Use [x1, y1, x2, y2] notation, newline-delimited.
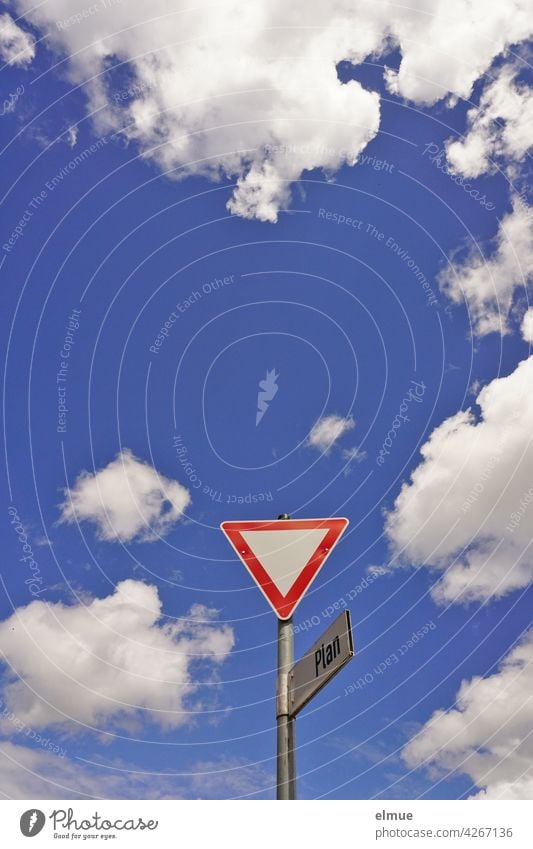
[276, 513, 295, 800]
[276, 616, 296, 800]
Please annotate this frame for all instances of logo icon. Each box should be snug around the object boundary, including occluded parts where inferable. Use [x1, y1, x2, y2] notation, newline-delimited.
[256, 369, 279, 426]
[20, 809, 45, 837]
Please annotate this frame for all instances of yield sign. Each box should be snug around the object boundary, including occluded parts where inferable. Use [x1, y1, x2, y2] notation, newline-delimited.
[220, 518, 349, 619]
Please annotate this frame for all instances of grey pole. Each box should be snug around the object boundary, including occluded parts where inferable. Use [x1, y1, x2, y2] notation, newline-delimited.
[276, 616, 295, 799]
[276, 514, 296, 800]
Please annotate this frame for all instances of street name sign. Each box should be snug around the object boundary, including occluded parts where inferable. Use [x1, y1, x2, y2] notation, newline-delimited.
[289, 610, 354, 716]
[220, 517, 349, 619]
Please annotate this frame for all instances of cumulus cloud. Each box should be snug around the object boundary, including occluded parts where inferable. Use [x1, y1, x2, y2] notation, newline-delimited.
[385, 355, 533, 603]
[441, 60, 533, 334]
[521, 306, 533, 342]
[15, 0, 383, 222]
[403, 629, 533, 799]
[59, 449, 191, 542]
[446, 64, 533, 179]
[0, 580, 234, 733]
[0, 12, 34, 66]
[12, 0, 533, 220]
[0, 743, 271, 799]
[383, 0, 532, 106]
[307, 414, 355, 453]
[438, 199, 533, 336]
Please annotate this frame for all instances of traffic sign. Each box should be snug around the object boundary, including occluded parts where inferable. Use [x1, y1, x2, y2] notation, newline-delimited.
[289, 610, 354, 717]
[220, 518, 349, 619]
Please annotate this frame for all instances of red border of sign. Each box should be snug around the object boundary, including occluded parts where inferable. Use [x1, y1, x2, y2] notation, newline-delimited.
[220, 518, 349, 619]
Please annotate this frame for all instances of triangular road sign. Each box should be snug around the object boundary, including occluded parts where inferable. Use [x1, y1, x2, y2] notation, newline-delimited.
[220, 518, 349, 619]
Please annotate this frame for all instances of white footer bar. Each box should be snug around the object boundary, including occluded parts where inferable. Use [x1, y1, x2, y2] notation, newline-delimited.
[2, 799, 531, 848]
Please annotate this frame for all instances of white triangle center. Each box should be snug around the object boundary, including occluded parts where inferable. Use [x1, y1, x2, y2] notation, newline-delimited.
[240, 528, 329, 596]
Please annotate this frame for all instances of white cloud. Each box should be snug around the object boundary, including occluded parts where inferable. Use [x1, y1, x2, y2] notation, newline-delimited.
[385, 355, 533, 603]
[187, 758, 272, 799]
[521, 307, 533, 342]
[342, 446, 366, 463]
[446, 64, 533, 179]
[403, 629, 533, 800]
[438, 199, 533, 336]
[0, 580, 234, 733]
[13, 0, 533, 220]
[0, 13, 34, 66]
[307, 414, 355, 453]
[383, 0, 532, 106]
[0, 742, 153, 800]
[473, 776, 533, 800]
[63, 125, 78, 148]
[59, 449, 191, 542]
[15, 0, 383, 223]
[0, 744, 271, 799]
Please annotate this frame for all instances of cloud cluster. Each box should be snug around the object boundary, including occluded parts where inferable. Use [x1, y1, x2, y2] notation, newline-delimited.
[382, 0, 532, 106]
[441, 58, 533, 335]
[386, 355, 533, 603]
[0, 13, 34, 66]
[395, 359, 533, 799]
[403, 629, 533, 799]
[438, 199, 533, 336]
[307, 414, 355, 453]
[446, 64, 533, 179]
[0, 580, 234, 733]
[13, 0, 533, 220]
[0, 743, 271, 799]
[59, 449, 190, 542]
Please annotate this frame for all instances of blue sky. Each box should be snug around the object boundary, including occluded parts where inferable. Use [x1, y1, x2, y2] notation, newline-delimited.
[1, 2, 532, 800]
